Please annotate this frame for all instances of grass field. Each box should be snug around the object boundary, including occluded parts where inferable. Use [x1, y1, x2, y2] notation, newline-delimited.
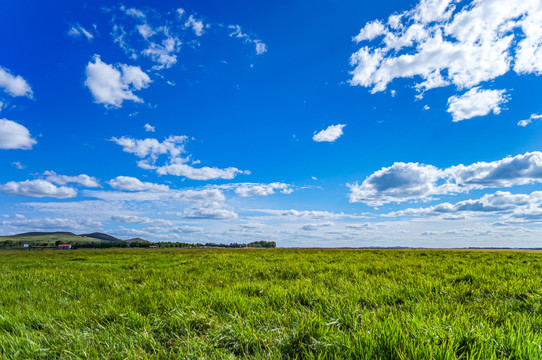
[0, 248, 541, 359]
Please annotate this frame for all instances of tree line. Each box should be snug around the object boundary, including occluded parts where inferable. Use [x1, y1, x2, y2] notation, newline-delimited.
[0, 240, 276, 249]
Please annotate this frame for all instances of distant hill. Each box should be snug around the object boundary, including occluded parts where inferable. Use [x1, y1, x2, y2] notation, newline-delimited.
[125, 237, 151, 243]
[14, 231, 76, 237]
[0, 231, 148, 247]
[80, 232, 124, 243]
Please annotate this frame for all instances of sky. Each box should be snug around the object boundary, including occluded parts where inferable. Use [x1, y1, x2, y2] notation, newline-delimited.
[1, 0, 542, 247]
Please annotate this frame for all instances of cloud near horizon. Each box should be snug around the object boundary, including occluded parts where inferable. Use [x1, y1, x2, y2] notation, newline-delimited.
[349, 151, 542, 206]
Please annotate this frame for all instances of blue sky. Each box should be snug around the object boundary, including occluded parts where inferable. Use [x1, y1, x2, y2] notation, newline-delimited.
[2, 0, 542, 247]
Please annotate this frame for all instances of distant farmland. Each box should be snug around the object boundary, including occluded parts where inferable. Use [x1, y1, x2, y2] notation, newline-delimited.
[0, 249, 541, 359]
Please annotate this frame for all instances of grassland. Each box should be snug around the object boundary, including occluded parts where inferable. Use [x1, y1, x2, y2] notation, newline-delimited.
[0, 248, 541, 359]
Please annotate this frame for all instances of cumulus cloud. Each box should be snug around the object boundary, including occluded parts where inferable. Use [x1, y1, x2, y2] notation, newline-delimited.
[156, 162, 249, 180]
[518, 113, 542, 127]
[44, 171, 99, 187]
[385, 190, 542, 223]
[84, 55, 151, 108]
[108, 176, 169, 191]
[349, 151, 542, 206]
[184, 202, 238, 220]
[447, 87, 508, 121]
[350, 0, 542, 115]
[349, 162, 444, 206]
[68, 23, 94, 40]
[111, 135, 187, 165]
[144, 123, 155, 132]
[313, 124, 346, 142]
[0, 119, 36, 150]
[0, 66, 33, 98]
[234, 183, 293, 197]
[228, 25, 267, 55]
[111, 135, 249, 180]
[1, 180, 77, 199]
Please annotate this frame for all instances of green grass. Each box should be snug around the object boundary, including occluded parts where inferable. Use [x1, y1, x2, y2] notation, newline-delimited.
[0, 248, 541, 359]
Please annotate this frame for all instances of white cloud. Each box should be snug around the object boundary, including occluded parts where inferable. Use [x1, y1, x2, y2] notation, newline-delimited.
[350, 0, 542, 106]
[174, 225, 203, 234]
[354, 20, 387, 42]
[0, 119, 36, 150]
[156, 163, 249, 180]
[12, 162, 25, 170]
[447, 87, 508, 121]
[83, 188, 225, 202]
[184, 15, 205, 36]
[44, 171, 100, 187]
[1, 180, 77, 199]
[349, 162, 444, 206]
[108, 176, 169, 192]
[144, 123, 156, 132]
[111, 135, 249, 181]
[248, 208, 361, 220]
[180, 189, 226, 202]
[141, 35, 182, 70]
[111, 214, 174, 226]
[111, 135, 186, 161]
[313, 124, 346, 142]
[228, 25, 267, 55]
[301, 222, 333, 231]
[111, 24, 137, 60]
[184, 202, 238, 220]
[110, 7, 186, 70]
[1, 218, 102, 230]
[0, 66, 33, 98]
[106, 6, 265, 72]
[68, 23, 94, 40]
[136, 24, 155, 39]
[84, 55, 151, 108]
[123, 7, 146, 19]
[518, 113, 542, 127]
[234, 182, 293, 197]
[349, 151, 542, 206]
[384, 190, 542, 223]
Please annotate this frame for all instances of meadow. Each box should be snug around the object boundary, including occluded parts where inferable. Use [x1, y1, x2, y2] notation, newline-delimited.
[0, 248, 541, 359]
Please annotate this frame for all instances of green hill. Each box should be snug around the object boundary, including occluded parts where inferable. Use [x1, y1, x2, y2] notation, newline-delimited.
[80, 232, 124, 243]
[0, 232, 148, 248]
[125, 237, 151, 243]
